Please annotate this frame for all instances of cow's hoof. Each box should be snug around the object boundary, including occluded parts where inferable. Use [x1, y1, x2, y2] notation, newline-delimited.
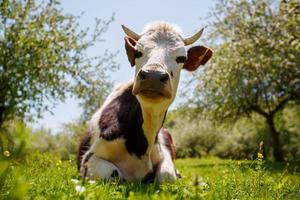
[157, 171, 177, 182]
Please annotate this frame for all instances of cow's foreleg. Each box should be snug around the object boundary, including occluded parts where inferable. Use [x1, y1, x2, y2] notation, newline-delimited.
[156, 147, 177, 182]
[155, 129, 177, 182]
[80, 152, 122, 180]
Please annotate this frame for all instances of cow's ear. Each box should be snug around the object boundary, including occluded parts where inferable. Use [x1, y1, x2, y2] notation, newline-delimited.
[124, 36, 137, 67]
[183, 46, 213, 71]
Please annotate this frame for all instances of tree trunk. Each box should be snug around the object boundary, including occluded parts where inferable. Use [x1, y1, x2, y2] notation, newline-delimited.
[266, 116, 284, 162]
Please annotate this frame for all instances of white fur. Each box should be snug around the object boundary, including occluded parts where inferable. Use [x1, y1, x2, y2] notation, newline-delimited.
[142, 21, 184, 36]
[81, 153, 122, 180]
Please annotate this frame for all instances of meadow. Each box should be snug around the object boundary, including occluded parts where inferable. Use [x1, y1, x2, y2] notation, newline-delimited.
[1, 152, 299, 200]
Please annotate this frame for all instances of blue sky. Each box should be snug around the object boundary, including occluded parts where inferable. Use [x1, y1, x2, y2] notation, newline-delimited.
[33, 0, 216, 133]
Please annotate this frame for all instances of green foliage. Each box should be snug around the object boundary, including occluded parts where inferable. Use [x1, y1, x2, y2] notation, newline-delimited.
[1, 153, 299, 199]
[167, 110, 222, 158]
[167, 108, 269, 159]
[29, 120, 87, 159]
[0, 122, 31, 200]
[276, 105, 300, 159]
[197, 0, 299, 120]
[0, 121, 30, 157]
[0, 0, 117, 126]
[213, 115, 268, 159]
[0, 119, 87, 162]
[166, 106, 300, 160]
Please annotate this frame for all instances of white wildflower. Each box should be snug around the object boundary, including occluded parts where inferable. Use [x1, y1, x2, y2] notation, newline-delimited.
[71, 179, 80, 184]
[75, 185, 86, 194]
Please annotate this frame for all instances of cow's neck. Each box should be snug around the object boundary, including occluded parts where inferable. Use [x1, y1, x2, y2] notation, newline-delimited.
[140, 103, 168, 151]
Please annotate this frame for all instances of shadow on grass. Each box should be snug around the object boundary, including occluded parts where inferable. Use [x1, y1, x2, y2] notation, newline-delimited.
[262, 161, 300, 173]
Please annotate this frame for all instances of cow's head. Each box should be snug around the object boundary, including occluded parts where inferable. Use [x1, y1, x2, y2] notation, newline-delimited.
[122, 22, 213, 107]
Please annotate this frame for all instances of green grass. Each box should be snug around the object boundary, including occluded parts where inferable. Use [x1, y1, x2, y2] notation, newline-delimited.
[1, 152, 299, 200]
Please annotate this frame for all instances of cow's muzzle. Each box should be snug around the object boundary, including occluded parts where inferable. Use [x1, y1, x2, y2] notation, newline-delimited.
[133, 67, 172, 99]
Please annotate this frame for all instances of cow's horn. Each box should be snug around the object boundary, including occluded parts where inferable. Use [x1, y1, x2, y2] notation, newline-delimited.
[121, 25, 141, 41]
[183, 28, 204, 45]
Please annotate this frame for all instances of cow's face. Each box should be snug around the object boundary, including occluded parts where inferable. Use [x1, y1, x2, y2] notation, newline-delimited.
[122, 22, 213, 107]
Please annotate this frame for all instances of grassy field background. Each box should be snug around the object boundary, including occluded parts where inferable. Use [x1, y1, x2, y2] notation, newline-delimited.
[1, 152, 299, 200]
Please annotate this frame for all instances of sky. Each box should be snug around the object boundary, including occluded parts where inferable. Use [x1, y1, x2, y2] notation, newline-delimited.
[32, 0, 216, 133]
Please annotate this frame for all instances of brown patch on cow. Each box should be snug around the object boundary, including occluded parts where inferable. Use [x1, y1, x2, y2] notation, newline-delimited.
[77, 132, 91, 170]
[161, 128, 176, 160]
[183, 46, 213, 71]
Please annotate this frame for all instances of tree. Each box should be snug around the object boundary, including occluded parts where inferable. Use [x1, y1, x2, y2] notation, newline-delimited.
[166, 108, 222, 158]
[0, 0, 117, 128]
[195, 0, 300, 161]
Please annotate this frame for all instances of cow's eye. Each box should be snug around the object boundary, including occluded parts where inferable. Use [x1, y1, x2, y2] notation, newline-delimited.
[176, 56, 187, 63]
[135, 50, 143, 58]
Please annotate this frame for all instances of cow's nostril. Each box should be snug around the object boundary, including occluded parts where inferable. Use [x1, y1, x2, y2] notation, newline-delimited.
[160, 75, 169, 83]
[139, 71, 146, 81]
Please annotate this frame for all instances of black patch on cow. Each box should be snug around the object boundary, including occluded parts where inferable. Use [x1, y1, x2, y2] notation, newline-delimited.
[111, 170, 119, 178]
[142, 164, 158, 183]
[99, 83, 148, 158]
[84, 152, 94, 165]
[162, 111, 167, 125]
[81, 152, 94, 179]
[77, 133, 91, 170]
[135, 50, 143, 58]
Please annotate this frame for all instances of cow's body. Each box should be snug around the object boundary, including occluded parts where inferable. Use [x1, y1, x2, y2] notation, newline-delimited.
[78, 81, 176, 181]
[77, 22, 212, 182]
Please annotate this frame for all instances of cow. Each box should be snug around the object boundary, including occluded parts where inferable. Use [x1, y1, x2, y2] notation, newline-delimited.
[77, 21, 213, 182]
